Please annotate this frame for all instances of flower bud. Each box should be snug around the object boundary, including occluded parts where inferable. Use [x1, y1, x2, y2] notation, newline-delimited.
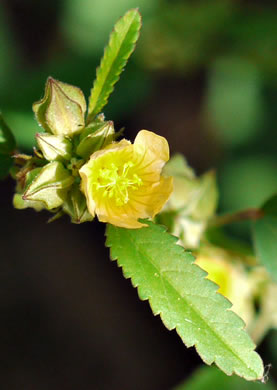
[76, 121, 115, 159]
[161, 154, 218, 248]
[23, 161, 74, 209]
[172, 217, 206, 248]
[63, 183, 94, 223]
[36, 133, 72, 161]
[164, 154, 218, 220]
[33, 77, 86, 137]
[13, 167, 45, 211]
[13, 192, 45, 211]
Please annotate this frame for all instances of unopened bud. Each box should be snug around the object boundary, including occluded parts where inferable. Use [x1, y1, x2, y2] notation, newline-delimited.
[164, 154, 218, 220]
[23, 161, 74, 209]
[36, 133, 72, 161]
[33, 77, 86, 137]
[76, 121, 115, 159]
[63, 183, 94, 223]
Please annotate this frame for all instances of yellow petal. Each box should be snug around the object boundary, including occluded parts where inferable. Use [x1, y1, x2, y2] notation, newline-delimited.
[97, 199, 147, 228]
[80, 130, 173, 229]
[134, 130, 169, 164]
[132, 176, 173, 217]
[79, 169, 96, 217]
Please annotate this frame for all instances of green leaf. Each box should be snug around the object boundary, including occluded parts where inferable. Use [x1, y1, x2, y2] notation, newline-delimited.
[0, 113, 16, 179]
[0, 153, 13, 180]
[0, 113, 16, 154]
[262, 194, 277, 216]
[174, 365, 273, 390]
[87, 9, 142, 121]
[252, 195, 277, 282]
[253, 215, 277, 282]
[106, 221, 264, 381]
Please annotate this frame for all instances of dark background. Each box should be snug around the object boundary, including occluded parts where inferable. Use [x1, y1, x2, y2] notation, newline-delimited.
[1, 0, 277, 389]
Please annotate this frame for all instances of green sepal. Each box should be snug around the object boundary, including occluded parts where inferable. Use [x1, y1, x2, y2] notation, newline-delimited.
[36, 133, 72, 161]
[47, 209, 65, 223]
[79, 114, 106, 141]
[191, 170, 218, 220]
[0, 113, 16, 179]
[164, 153, 195, 179]
[13, 192, 45, 211]
[76, 121, 115, 159]
[63, 183, 94, 223]
[13, 153, 33, 162]
[33, 77, 86, 137]
[23, 161, 74, 209]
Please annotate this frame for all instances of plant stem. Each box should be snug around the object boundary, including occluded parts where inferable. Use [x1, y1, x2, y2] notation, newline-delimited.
[208, 208, 264, 228]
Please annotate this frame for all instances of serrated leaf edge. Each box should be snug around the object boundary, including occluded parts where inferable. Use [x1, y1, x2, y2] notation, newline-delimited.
[87, 9, 142, 121]
[106, 222, 264, 381]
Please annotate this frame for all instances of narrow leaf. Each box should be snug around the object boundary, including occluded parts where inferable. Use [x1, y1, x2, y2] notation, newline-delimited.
[106, 221, 264, 381]
[87, 9, 141, 121]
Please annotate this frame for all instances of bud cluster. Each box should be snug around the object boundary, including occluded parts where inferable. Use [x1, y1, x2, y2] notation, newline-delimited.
[13, 78, 116, 223]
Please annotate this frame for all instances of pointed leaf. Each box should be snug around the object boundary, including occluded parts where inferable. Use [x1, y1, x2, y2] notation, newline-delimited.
[87, 9, 141, 121]
[106, 221, 264, 381]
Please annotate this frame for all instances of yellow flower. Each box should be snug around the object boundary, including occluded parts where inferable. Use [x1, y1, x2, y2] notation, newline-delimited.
[79, 130, 173, 228]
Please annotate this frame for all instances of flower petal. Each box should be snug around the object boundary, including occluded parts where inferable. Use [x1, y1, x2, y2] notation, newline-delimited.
[80, 130, 173, 229]
[134, 130, 169, 165]
[132, 176, 173, 218]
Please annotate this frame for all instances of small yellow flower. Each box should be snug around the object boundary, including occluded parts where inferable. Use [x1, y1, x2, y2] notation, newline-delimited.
[80, 130, 173, 228]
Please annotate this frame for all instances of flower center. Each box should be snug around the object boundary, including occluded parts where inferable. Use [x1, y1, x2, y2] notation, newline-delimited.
[94, 161, 142, 206]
